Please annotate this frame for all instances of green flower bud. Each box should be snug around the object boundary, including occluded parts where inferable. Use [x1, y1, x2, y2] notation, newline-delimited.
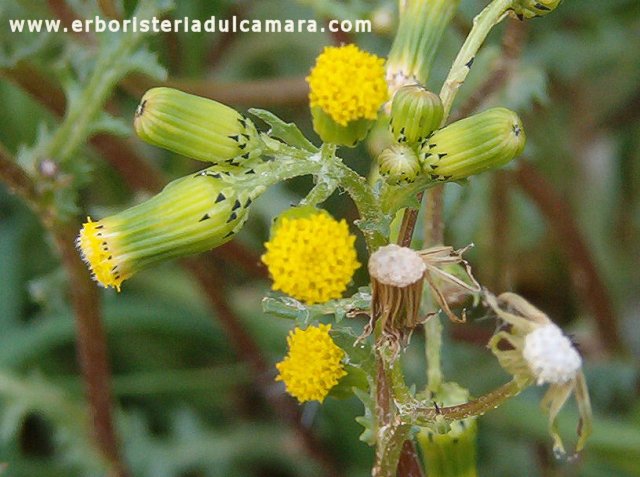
[77, 169, 264, 290]
[511, 0, 563, 20]
[416, 383, 478, 477]
[386, 0, 460, 91]
[134, 87, 262, 165]
[419, 107, 525, 182]
[377, 144, 422, 185]
[390, 85, 444, 145]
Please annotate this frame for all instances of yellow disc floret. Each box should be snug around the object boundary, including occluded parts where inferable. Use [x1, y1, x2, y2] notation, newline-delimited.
[77, 217, 128, 291]
[276, 325, 347, 403]
[261, 210, 360, 304]
[307, 44, 388, 126]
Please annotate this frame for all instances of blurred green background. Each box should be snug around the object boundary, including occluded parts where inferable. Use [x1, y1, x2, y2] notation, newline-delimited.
[0, 0, 639, 476]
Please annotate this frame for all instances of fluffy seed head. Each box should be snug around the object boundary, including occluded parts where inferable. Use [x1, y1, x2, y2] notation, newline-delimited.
[368, 244, 426, 287]
[523, 324, 582, 385]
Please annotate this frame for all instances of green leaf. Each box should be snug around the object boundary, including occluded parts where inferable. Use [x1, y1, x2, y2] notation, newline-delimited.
[249, 108, 318, 153]
[331, 327, 374, 375]
[261, 288, 371, 325]
[354, 387, 376, 446]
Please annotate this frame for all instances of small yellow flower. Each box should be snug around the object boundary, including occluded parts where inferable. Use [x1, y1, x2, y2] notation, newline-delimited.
[306, 44, 388, 146]
[276, 325, 347, 403]
[307, 44, 388, 126]
[262, 209, 360, 304]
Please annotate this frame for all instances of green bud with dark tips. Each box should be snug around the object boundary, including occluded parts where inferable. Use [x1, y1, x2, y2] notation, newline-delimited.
[390, 85, 444, 146]
[134, 87, 262, 165]
[419, 107, 525, 182]
[77, 169, 264, 290]
[511, 0, 563, 20]
[378, 144, 422, 185]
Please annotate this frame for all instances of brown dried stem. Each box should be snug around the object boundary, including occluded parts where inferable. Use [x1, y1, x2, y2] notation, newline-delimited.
[0, 143, 39, 210]
[0, 145, 126, 476]
[514, 162, 623, 355]
[52, 225, 127, 477]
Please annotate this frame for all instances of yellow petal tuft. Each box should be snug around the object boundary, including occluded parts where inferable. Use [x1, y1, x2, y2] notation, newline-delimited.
[276, 325, 347, 403]
[77, 217, 126, 291]
[261, 211, 360, 304]
[307, 44, 388, 126]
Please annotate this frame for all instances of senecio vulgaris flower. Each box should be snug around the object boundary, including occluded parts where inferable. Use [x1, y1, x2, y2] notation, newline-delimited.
[261, 207, 360, 305]
[276, 324, 347, 403]
[78, 170, 264, 290]
[306, 44, 388, 147]
[486, 292, 592, 457]
[134, 87, 262, 166]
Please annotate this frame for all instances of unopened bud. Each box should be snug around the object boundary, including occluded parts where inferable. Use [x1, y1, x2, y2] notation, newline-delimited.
[378, 144, 421, 185]
[77, 169, 263, 291]
[134, 87, 262, 165]
[420, 107, 525, 182]
[390, 85, 443, 145]
[511, 0, 563, 20]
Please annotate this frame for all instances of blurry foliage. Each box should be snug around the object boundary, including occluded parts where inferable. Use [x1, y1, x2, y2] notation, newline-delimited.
[0, 0, 639, 476]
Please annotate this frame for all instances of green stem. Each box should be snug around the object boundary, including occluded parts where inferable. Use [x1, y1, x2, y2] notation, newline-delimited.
[44, 0, 161, 163]
[425, 316, 443, 392]
[439, 0, 514, 119]
[401, 379, 525, 426]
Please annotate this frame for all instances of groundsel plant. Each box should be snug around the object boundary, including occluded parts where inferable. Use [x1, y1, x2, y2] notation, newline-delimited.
[77, 0, 591, 474]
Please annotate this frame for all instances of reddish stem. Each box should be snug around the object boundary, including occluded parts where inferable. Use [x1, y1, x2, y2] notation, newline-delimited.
[53, 225, 127, 477]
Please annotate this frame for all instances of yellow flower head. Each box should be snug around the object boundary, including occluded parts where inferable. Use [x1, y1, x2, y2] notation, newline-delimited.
[261, 209, 360, 304]
[307, 44, 388, 126]
[276, 325, 347, 403]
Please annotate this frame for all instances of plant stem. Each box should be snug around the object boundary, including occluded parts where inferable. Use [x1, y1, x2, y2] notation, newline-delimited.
[52, 225, 128, 477]
[0, 144, 127, 476]
[0, 143, 40, 211]
[44, 0, 161, 164]
[403, 379, 525, 426]
[439, 0, 514, 119]
[425, 316, 443, 392]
